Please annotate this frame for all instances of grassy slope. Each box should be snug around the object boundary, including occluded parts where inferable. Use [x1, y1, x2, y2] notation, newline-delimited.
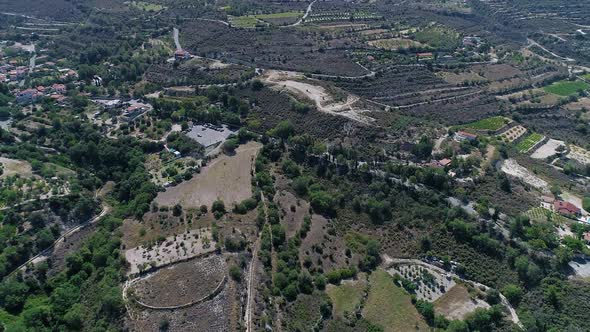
[326, 277, 366, 318]
[363, 270, 429, 332]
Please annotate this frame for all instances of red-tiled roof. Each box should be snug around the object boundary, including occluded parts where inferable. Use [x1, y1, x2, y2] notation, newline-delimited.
[554, 200, 580, 215]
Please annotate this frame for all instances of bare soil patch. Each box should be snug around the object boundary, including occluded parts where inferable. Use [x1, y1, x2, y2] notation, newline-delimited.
[126, 279, 235, 331]
[501, 158, 548, 190]
[434, 284, 490, 320]
[155, 141, 261, 209]
[530, 138, 566, 159]
[0, 157, 33, 179]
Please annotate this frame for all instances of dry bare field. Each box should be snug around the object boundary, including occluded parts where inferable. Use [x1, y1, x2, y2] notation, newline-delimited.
[0, 157, 33, 179]
[434, 284, 490, 320]
[156, 141, 261, 209]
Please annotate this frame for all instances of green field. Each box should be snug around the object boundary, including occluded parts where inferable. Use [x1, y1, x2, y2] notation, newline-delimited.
[463, 116, 510, 131]
[326, 277, 366, 318]
[582, 74, 590, 81]
[255, 11, 302, 19]
[363, 270, 429, 332]
[544, 80, 590, 96]
[229, 16, 260, 28]
[414, 26, 460, 50]
[516, 132, 544, 153]
[230, 11, 302, 27]
[129, 1, 165, 11]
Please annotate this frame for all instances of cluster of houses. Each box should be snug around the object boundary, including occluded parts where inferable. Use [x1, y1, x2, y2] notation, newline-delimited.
[16, 83, 67, 104]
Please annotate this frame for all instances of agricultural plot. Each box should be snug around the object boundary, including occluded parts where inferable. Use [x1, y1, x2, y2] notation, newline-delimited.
[434, 284, 489, 320]
[125, 228, 216, 275]
[306, 11, 382, 23]
[387, 263, 455, 302]
[129, 255, 225, 308]
[499, 125, 527, 143]
[367, 38, 426, 51]
[463, 116, 510, 131]
[363, 270, 429, 332]
[229, 11, 302, 27]
[437, 71, 486, 85]
[127, 279, 234, 331]
[516, 132, 545, 153]
[544, 80, 589, 96]
[228, 16, 262, 28]
[155, 141, 261, 210]
[524, 207, 570, 224]
[128, 1, 165, 12]
[413, 26, 460, 50]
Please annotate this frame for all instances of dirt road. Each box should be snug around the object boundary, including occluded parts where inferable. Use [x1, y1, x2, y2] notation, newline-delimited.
[285, 0, 317, 27]
[263, 70, 374, 124]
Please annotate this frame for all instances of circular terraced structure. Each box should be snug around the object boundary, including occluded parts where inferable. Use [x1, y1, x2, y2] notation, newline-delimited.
[131, 255, 226, 308]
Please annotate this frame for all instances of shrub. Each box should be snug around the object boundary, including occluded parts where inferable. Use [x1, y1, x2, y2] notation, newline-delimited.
[229, 265, 242, 281]
[212, 199, 225, 213]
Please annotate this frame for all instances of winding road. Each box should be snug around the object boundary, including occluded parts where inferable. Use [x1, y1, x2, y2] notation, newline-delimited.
[284, 0, 317, 27]
[7, 201, 110, 277]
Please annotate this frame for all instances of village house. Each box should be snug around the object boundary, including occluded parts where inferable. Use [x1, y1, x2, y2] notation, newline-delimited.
[454, 131, 478, 142]
[51, 83, 67, 94]
[429, 158, 452, 169]
[174, 49, 191, 61]
[554, 200, 581, 217]
[416, 52, 434, 61]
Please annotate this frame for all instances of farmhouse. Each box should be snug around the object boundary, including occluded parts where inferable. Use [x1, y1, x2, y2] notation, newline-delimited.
[51, 83, 67, 94]
[175, 49, 191, 61]
[122, 104, 148, 122]
[554, 200, 581, 217]
[454, 131, 478, 142]
[417, 52, 434, 61]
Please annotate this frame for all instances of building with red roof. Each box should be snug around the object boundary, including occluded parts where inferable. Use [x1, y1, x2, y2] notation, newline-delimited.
[554, 200, 581, 217]
[455, 131, 478, 141]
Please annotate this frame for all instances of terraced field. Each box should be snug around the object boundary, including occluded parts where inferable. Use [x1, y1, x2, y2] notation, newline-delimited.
[517, 132, 544, 153]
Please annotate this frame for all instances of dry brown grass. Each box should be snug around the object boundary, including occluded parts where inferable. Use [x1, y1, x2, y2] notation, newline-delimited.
[434, 284, 490, 320]
[155, 141, 261, 209]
